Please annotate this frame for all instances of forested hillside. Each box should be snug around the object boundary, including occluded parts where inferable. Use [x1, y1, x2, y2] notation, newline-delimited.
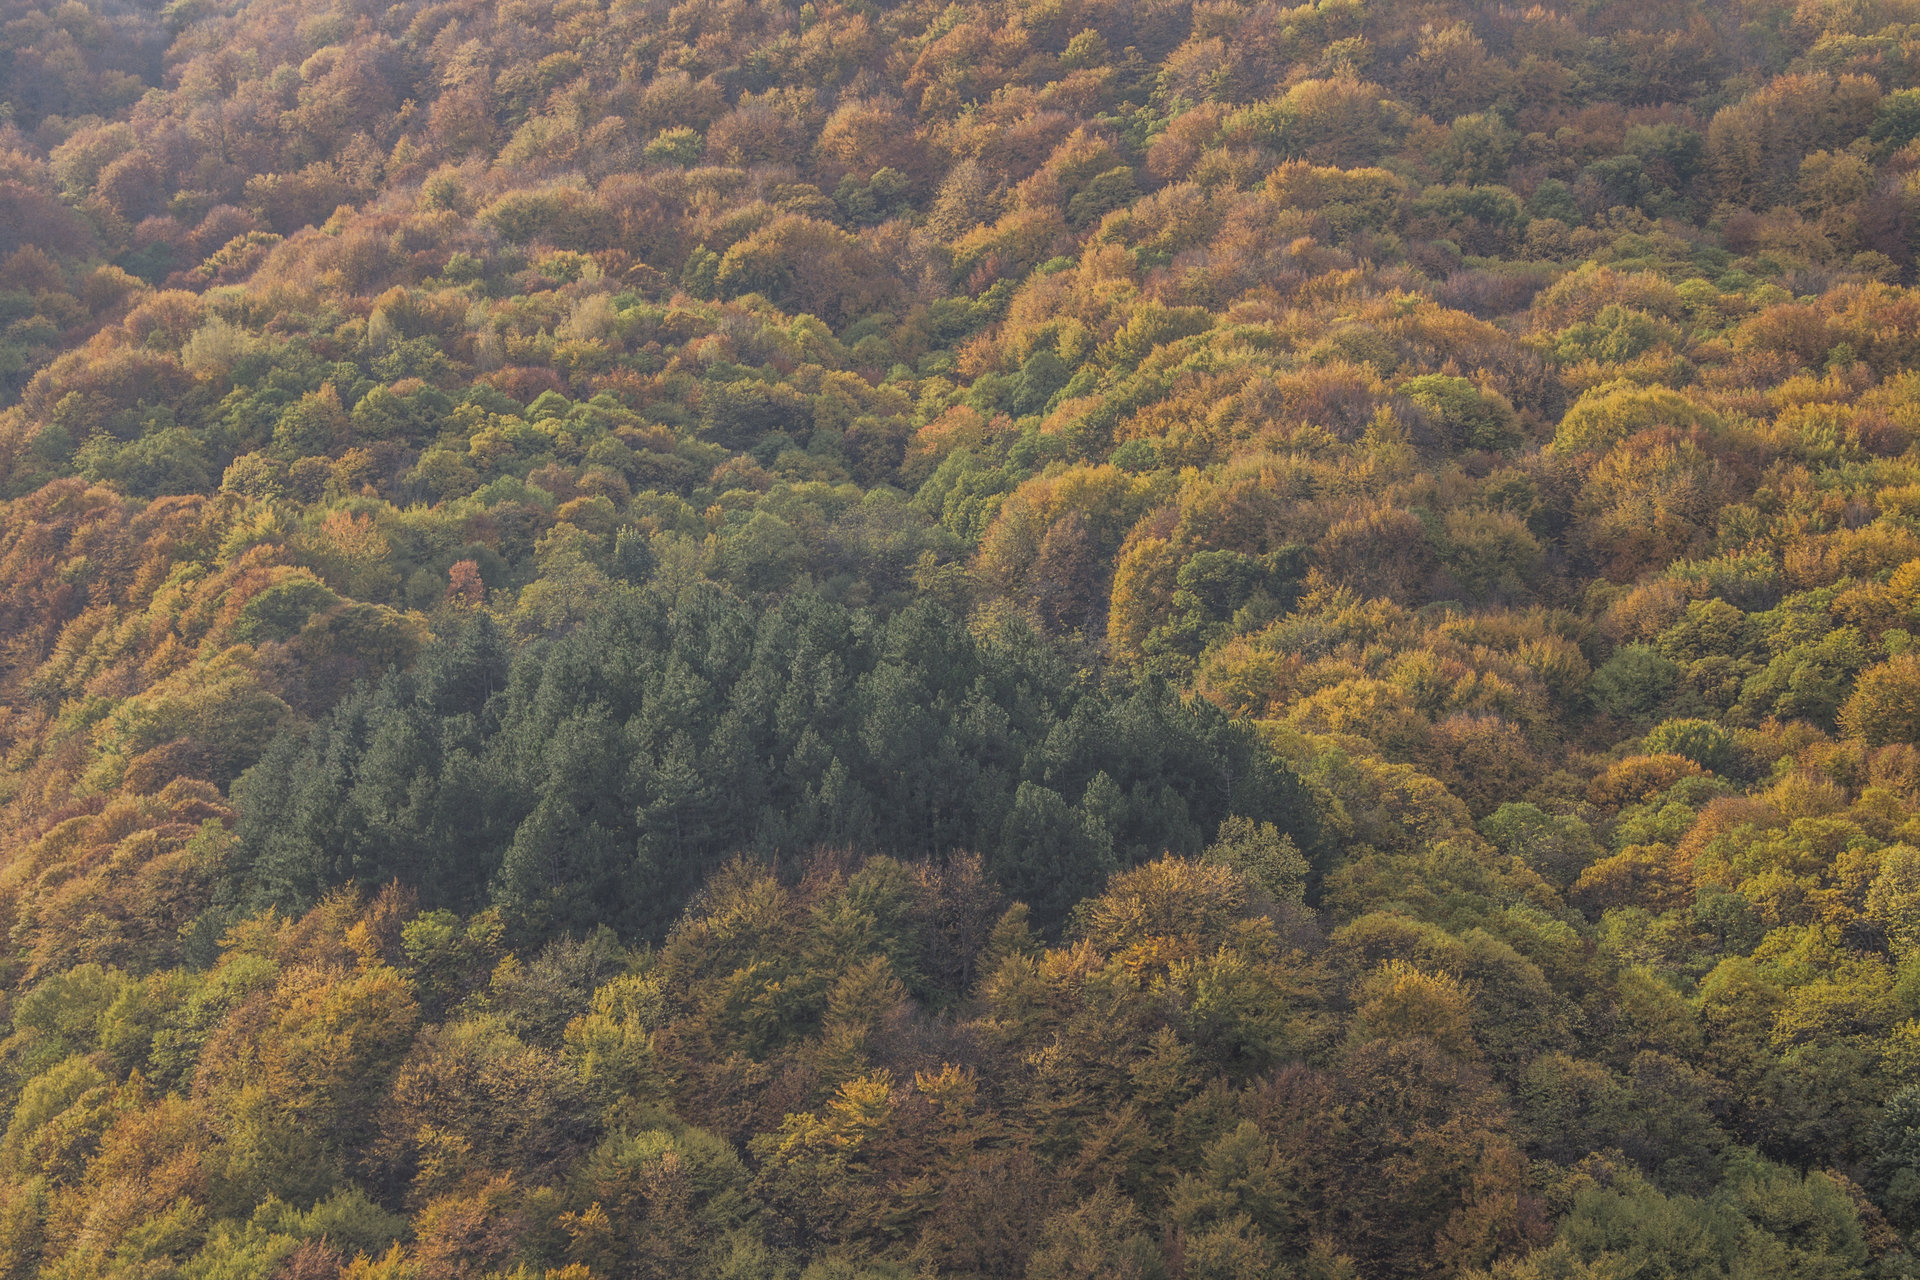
[4, 0, 1920, 1274]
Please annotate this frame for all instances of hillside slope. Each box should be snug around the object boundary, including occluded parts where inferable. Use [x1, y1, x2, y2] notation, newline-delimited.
[1, 0, 1920, 1275]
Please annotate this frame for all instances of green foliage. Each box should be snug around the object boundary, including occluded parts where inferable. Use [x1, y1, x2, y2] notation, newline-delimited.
[1204, 816, 1308, 903]
[1144, 546, 1306, 665]
[1400, 375, 1521, 452]
[1643, 719, 1739, 776]
[1551, 382, 1718, 454]
[1505, 1158, 1871, 1279]
[1841, 654, 1920, 746]
[232, 598, 1320, 938]
[1590, 645, 1681, 719]
[1479, 803, 1601, 886]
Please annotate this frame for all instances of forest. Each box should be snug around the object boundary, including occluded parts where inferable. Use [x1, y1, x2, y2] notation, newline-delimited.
[5, 0, 1920, 1273]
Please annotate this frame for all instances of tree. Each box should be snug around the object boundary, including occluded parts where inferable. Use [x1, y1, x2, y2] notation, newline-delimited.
[1321, 1039, 1542, 1278]
[1205, 817, 1308, 905]
[1026, 1187, 1165, 1280]
[1643, 719, 1739, 776]
[1839, 654, 1920, 746]
[1866, 846, 1920, 959]
[1590, 646, 1680, 720]
[1708, 73, 1882, 206]
[1228, 77, 1405, 167]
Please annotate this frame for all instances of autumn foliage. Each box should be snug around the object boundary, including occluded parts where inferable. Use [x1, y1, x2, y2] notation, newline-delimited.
[2, 0, 1920, 1275]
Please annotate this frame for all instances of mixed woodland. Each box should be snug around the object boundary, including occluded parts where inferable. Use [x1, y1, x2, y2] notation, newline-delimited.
[8, 0, 1920, 1273]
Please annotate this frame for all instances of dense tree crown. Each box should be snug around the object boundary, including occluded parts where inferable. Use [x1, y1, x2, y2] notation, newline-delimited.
[5, 0, 1920, 1275]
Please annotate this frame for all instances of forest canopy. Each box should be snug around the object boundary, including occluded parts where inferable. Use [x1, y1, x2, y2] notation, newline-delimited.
[5, 0, 1920, 1275]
